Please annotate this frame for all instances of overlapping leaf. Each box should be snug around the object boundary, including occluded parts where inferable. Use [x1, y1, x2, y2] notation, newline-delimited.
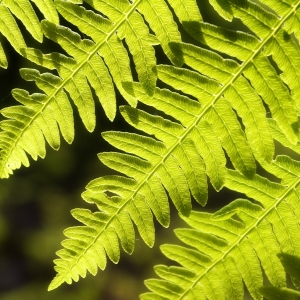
[50, 0, 300, 290]
[143, 155, 300, 299]
[259, 253, 300, 300]
[0, 0, 59, 68]
[0, 0, 202, 178]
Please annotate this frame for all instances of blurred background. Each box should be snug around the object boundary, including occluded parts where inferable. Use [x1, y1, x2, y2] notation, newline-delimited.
[0, 1, 280, 299]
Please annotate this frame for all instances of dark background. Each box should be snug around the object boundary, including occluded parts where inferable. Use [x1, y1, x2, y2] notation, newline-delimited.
[0, 1, 278, 299]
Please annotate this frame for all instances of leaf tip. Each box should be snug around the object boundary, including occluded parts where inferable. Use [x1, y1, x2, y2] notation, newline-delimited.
[48, 276, 63, 291]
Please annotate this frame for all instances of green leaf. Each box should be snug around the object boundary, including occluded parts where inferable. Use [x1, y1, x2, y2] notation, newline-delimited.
[49, 0, 300, 291]
[0, 0, 202, 178]
[259, 253, 300, 300]
[0, 0, 58, 67]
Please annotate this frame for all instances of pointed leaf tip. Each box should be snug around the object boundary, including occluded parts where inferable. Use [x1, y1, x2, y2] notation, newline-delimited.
[48, 276, 63, 291]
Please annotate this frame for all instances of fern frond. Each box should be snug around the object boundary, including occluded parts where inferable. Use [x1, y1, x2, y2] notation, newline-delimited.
[124, 0, 300, 172]
[142, 154, 300, 299]
[0, 0, 59, 67]
[132, 0, 300, 191]
[0, 0, 202, 178]
[49, 0, 300, 289]
[181, 1, 300, 146]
